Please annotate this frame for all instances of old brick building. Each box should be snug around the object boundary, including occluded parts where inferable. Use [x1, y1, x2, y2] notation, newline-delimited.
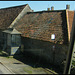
[0, 4, 74, 66]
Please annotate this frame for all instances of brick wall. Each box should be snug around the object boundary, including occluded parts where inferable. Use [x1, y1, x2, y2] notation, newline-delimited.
[21, 37, 68, 66]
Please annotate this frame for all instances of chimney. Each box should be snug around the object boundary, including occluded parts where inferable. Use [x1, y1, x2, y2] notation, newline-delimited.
[51, 6, 54, 10]
[66, 4, 70, 10]
[47, 8, 50, 11]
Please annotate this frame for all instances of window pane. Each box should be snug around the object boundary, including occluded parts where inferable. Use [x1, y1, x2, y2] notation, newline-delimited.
[15, 35, 21, 46]
[7, 34, 11, 46]
[12, 35, 16, 46]
[12, 35, 21, 46]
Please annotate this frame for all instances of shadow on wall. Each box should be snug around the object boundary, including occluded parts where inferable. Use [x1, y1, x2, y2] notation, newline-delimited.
[13, 36, 69, 73]
[21, 37, 68, 65]
[61, 10, 68, 44]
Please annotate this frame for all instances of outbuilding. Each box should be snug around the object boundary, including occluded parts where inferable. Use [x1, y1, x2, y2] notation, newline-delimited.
[3, 28, 21, 55]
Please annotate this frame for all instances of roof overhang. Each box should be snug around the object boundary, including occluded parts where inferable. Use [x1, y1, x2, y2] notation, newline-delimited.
[3, 28, 22, 35]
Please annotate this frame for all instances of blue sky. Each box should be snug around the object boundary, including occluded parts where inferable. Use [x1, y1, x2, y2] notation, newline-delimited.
[0, 1, 75, 11]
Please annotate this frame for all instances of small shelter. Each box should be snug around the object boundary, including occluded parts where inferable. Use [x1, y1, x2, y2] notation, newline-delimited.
[2, 28, 21, 55]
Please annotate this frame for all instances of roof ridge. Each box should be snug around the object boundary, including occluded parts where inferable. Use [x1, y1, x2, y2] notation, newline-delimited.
[27, 9, 66, 14]
[0, 4, 28, 10]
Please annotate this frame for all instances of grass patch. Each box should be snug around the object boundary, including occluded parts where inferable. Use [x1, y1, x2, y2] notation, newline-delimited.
[6, 56, 10, 58]
[0, 50, 2, 52]
[23, 67, 33, 74]
[24, 68, 32, 74]
[72, 61, 75, 66]
[6, 56, 13, 58]
[0, 50, 2, 53]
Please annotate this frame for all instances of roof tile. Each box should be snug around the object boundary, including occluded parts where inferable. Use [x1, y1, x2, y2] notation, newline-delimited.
[0, 4, 26, 30]
[14, 10, 68, 44]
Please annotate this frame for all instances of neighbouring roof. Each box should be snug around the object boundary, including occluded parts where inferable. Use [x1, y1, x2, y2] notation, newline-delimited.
[13, 10, 69, 44]
[0, 4, 27, 30]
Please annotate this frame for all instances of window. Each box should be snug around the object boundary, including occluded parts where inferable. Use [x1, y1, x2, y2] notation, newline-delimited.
[7, 34, 11, 46]
[51, 34, 55, 40]
[12, 35, 21, 46]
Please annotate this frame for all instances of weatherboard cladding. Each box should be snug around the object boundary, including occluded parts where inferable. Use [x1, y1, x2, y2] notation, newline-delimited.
[14, 10, 68, 44]
[0, 4, 26, 30]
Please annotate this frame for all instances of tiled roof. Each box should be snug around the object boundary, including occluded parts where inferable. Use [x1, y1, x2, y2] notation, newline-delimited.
[14, 10, 68, 44]
[0, 4, 27, 30]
